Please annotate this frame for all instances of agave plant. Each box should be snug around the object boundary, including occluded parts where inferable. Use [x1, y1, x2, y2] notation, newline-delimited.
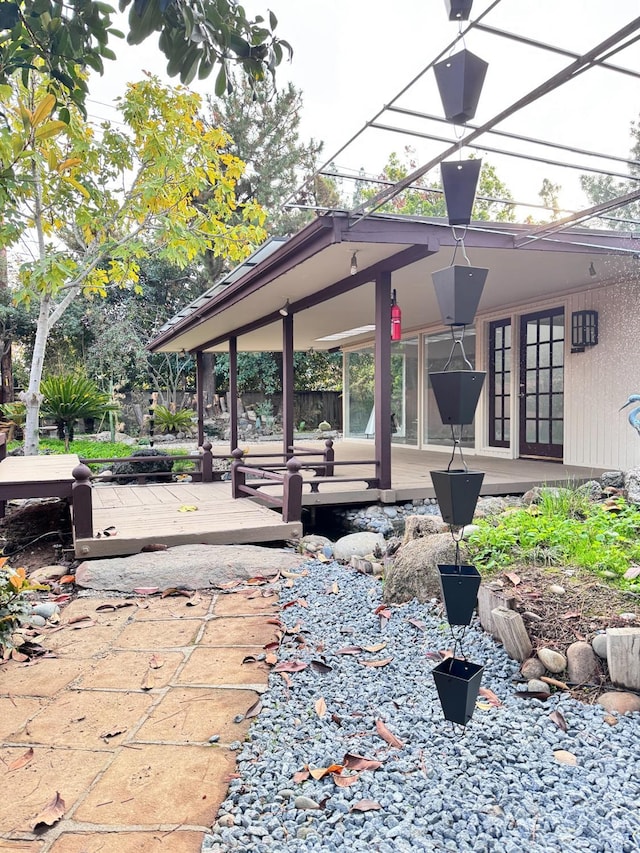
[152, 405, 195, 435]
[41, 374, 119, 449]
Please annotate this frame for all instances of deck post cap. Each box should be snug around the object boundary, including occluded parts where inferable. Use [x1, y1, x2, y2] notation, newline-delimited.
[72, 463, 92, 481]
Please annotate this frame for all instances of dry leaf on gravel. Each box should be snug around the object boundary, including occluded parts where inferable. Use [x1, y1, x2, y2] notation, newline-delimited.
[336, 646, 362, 655]
[359, 657, 393, 668]
[406, 618, 426, 631]
[8, 747, 34, 771]
[148, 654, 163, 670]
[343, 753, 382, 772]
[311, 660, 332, 675]
[273, 661, 308, 672]
[549, 710, 568, 731]
[293, 769, 310, 783]
[332, 771, 359, 787]
[350, 800, 382, 812]
[375, 719, 404, 749]
[478, 687, 503, 708]
[315, 697, 327, 718]
[32, 791, 65, 829]
[244, 698, 262, 719]
[362, 642, 387, 653]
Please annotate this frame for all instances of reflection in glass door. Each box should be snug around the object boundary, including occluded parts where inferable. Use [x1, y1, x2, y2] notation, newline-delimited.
[391, 338, 418, 445]
[423, 328, 476, 448]
[519, 308, 564, 459]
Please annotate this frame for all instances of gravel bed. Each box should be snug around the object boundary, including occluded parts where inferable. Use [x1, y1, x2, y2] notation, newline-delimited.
[203, 560, 640, 853]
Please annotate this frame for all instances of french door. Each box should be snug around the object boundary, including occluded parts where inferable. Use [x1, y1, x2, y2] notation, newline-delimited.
[519, 308, 564, 459]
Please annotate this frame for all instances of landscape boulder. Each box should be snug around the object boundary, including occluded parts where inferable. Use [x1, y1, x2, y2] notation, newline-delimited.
[333, 532, 385, 561]
[383, 533, 463, 604]
[624, 467, 640, 504]
[402, 514, 447, 544]
[566, 640, 600, 684]
[597, 691, 640, 715]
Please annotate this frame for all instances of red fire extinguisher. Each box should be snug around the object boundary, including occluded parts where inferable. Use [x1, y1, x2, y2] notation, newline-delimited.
[391, 289, 402, 341]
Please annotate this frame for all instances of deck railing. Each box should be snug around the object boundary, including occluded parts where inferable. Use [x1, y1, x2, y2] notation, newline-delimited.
[231, 450, 303, 523]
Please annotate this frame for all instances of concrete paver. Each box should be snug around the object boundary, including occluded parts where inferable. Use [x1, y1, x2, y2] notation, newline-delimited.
[0, 581, 280, 851]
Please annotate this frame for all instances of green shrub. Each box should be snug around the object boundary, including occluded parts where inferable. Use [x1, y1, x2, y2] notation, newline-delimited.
[152, 405, 194, 435]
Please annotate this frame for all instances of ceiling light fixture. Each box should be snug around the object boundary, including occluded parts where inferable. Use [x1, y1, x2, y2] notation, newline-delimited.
[589, 262, 597, 277]
[350, 252, 358, 276]
[279, 299, 290, 316]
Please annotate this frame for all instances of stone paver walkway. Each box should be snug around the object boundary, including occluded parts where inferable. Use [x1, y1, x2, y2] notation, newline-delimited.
[0, 586, 280, 851]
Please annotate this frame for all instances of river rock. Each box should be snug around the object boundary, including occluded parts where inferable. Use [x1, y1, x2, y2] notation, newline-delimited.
[299, 534, 332, 557]
[597, 691, 640, 715]
[547, 584, 566, 596]
[528, 679, 551, 694]
[624, 467, 640, 504]
[32, 602, 60, 620]
[521, 657, 545, 680]
[333, 532, 385, 561]
[75, 543, 308, 592]
[473, 497, 508, 518]
[591, 634, 608, 659]
[576, 480, 603, 501]
[28, 565, 68, 583]
[402, 514, 447, 543]
[537, 648, 567, 673]
[383, 533, 461, 604]
[567, 641, 600, 684]
[601, 471, 624, 489]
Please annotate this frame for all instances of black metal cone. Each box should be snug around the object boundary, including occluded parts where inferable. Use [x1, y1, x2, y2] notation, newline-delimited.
[430, 370, 486, 425]
[433, 49, 488, 124]
[438, 564, 482, 626]
[430, 469, 484, 526]
[444, 0, 473, 21]
[432, 657, 484, 725]
[441, 159, 482, 226]
[432, 265, 488, 326]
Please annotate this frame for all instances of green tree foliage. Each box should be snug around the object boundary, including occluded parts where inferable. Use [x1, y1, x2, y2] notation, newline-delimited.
[0, 0, 291, 109]
[1, 75, 266, 453]
[358, 147, 515, 222]
[580, 120, 640, 230]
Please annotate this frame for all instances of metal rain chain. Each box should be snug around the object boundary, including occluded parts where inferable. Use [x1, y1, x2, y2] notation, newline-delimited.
[429, 0, 489, 729]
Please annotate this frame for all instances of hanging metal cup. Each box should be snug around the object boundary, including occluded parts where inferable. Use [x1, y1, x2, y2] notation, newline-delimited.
[434, 49, 488, 124]
[438, 563, 481, 626]
[430, 469, 484, 526]
[432, 657, 484, 725]
[432, 264, 488, 326]
[429, 370, 485, 425]
[441, 159, 482, 226]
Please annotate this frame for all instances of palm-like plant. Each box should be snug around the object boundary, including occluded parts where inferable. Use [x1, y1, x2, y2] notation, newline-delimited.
[41, 374, 119, 450]
[152, 405, 195, 435]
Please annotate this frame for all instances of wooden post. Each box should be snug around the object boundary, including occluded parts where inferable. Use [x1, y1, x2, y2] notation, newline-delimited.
[375, 270, 392, 490]
[0, 432, 6, 518]
[229, 337, 238, 453]
[72, 463, 93, 540]
[607, 628, 640, 690]
[282, 456, 303, 523]
[201, 440, 213, 483]
[230, 447, 246, 499]
[196, 350, 205, 447]
[477, 583, 516, 638]
[282, 312, 294, 460]
[491, 607, 532, 662]
[323, 438, 335, 477]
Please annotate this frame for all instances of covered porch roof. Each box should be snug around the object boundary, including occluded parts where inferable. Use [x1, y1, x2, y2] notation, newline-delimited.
[148, 212, 640, 355]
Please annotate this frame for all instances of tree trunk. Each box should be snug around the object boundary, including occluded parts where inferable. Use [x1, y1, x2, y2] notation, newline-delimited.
[21, 295, 51, 455]
[201, 352, 216, 415]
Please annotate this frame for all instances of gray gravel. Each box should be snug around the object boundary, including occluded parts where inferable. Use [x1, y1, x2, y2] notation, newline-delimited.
[203, 560, 640, 853]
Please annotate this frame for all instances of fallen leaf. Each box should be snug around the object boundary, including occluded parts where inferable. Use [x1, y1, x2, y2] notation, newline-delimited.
[244, 698, 262, 718]
[293, 769, 310, 783]
[8, 747, 34, 771]
[100, 728, 125, 739]
[515, 691, 550, 701]
[133, 587, 159, 595]
[475, 701, 493, 710]
[326, 582, 339, 594]
[332, 771, 359, 787]
[285, 621, 302, 635]
[241, 654, 259, 664]
[350, 800, 382, 812]
[309, 764, 342, 780]
[331, 712, 343, 727]
[549, 710, 568, 731]
[95, 602, 133, 612]
[284, 579, 294, 588]
[32, 792, 65, 829]
[141, 669, 157, 690]
[343, 753, 382, 772]
[10, 649, 28, 662]
[161, 588, 192, 599]
[279, 672, 292, 688]
[359, 657, 393, 668]
[58, 575, 75, 585]
[603, 714, 618, 726]
[311, 659, 332, 675]
[554, 749, 578, 766]
[375, 718, 404, 748]
[263, 641, 280, 651]
[624, 565, 640, 580]
[407, 617, 426, 631]
[178, 504, 198, 512]
[504, 571, 521, 586]
[280, 569, 308, 579]
[148, 654, 163, 669]
[540, 676, 570, 691]
[315, 697, 327, 718]
[70, 619, 96, 631]
[362, 642, 387, 653]
[335, 646, 362, 655]
[297, 598, 309, 608]
[478, 687, 503, 707]
[561, 610, 581, 620]
[273, 661, 308, 673]
[265, 653, 278, 666]
[67, 615, 92, 625]
[246, 575, 275, 585]
[375, 605, 391, 627]
[186, 593, 202, 607]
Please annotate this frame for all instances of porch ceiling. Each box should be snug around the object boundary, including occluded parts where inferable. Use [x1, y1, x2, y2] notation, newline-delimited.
[150, 216, 640, 354]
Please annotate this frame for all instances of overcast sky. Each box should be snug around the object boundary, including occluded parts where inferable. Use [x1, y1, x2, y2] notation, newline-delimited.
[87, 0, 640, 216]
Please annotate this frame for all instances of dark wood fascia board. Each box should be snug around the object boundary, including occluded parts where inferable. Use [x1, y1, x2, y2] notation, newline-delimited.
[436, 226, 640, 255]
[191, 243, 436, 353]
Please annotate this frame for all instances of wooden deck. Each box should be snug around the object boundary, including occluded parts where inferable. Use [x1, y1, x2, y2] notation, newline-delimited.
[0, 453, 79, 515]
[68, 439, 605, 557]
[74, 480, 303, 558]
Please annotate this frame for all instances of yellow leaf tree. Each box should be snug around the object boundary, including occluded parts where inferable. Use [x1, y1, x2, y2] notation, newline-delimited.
[0, 74, 266, 454]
